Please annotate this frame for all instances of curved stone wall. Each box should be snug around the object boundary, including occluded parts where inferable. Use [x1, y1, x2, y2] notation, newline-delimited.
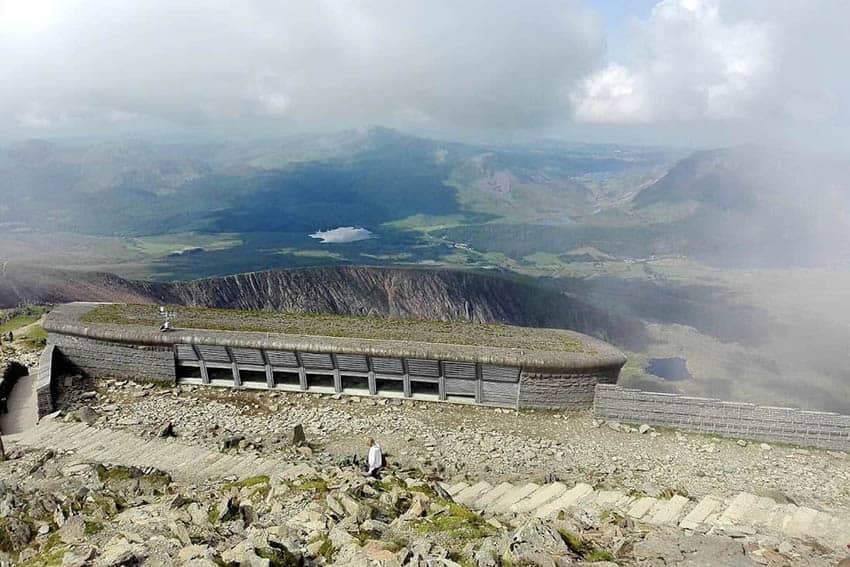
[45, 303, 627, 409]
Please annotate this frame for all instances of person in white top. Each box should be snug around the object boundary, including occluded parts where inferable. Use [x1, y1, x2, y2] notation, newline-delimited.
[366, 437, 383, 479]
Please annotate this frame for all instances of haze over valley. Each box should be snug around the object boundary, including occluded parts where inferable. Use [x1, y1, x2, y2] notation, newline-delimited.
[2, 129, 850, 412]
[2, 0, 850, 412]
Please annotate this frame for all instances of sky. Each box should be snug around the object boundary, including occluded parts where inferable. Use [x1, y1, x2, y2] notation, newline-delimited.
[1, 0, 848, 149]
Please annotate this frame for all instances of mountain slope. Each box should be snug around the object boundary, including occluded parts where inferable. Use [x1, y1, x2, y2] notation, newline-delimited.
[632, 147, 850, 267]
[0, 264, 645, 349]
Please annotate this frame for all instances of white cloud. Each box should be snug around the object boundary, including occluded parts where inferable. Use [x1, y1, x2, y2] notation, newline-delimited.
[2, 0, 849, 148]
[0, 0, 604, 136]
[571, 0, 850, 151]
[573, 0, 774, 124]
[310, 227, 374, 244]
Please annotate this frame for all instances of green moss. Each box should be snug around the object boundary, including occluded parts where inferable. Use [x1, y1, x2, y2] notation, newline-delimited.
[18, 545, 67, 567]
[586, 550, 616, 562]
[0, 517, 33, 554]
[293, 479, 328, 494]
[383, 537, 408, 553]
[85, 495, 121, 519]
[600, 510, 624, 524]
[230, 475, 270, 488]
[256, 546, 301, 567]
[314, 536, 335, 563]
[95, 464, 133, 482]
[447, 552, 477, 567]
[95, 464, 170, 494]
[557, 528, 592, 556]
[83, 521, 103, 536]
[557, 528, 616, 563]
[207, 507, 221, 524]
[413, 501, 495, 540]
[226, 475, 271, 497]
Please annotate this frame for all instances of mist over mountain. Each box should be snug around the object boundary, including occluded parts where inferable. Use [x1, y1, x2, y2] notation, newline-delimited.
[3, 128, 850, 411]
[632, 146, 850, 267]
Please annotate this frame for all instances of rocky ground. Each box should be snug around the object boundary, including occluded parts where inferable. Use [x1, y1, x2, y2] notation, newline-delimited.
[6, 426, 834, 567]
[1, 359, 850, 565]
[62, 377, 850, 517]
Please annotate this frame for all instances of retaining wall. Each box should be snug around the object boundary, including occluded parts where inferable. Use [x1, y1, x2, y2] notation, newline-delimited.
[36, 345, 56, 418]
[48, 333, 176, 384]
[519, 371, 617, 409]
[594, 384, 850, 451]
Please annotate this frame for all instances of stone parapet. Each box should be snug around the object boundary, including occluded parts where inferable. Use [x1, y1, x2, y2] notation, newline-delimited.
[594, 384, 850, 451]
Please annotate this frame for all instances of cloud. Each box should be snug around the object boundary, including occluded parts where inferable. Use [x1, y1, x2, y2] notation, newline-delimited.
[573, 0, 774, 124]
[572, 0, 850, 143]
[3, 0, 850, 148]
[310, 227, 374, 244]
[0, 0, 604, 136]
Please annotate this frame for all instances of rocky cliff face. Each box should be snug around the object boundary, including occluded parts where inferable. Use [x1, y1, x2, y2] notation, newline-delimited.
[0, 264, 644, 348]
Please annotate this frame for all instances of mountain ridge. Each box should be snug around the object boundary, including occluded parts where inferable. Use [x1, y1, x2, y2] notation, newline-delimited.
[0, 263, 644, 349]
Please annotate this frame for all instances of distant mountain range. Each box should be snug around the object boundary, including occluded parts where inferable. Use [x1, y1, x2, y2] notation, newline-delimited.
[1, 129, 848, 274]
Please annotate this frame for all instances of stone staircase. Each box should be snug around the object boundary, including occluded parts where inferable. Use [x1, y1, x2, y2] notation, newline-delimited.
[7, 416, 850, 552]
[442, 479, 850, 552]
[4, 414, 293, 482]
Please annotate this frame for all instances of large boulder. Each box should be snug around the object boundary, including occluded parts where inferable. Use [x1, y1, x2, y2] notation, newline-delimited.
[503, 518, 578, 567]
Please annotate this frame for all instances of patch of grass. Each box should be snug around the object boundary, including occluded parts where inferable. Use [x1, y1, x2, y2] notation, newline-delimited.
[226, 475, 271, 497]
[293, 479, 329, 494]
[586, 550, 616, 562]
[558, 528, 593, 556]
[311, 535, 335, 563]
[414, 501, 495, 540]
[95, 464, 133, 482]
[19, 544, 67, 567]
[83, 520, 103, 535]
[207, 507, 221, 524]
[557, 528, 616, 563]
[0, 315, 39, 334]
[383, 537, 408, 553]
[80, 303, 589, 353]
[447, 551, 477, 567]
[229, 475, 270, 489]
[256, 545, 301, 567]
[95, 464, 171, 492]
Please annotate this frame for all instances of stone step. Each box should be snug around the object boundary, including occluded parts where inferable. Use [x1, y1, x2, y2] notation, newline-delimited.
[646, 495, 690, 526]
[680, 495, 725, 530]
[9, 418, 286, 483]
[627, 496, 658, 520]
[511, 482, 567, 514]
[490, 483, 540, 514]
[455, 481, 493, 506]
[446, 482, 469, 497]
[535, 483, 594, 519]
[472, 482, 515, 511]
[587, 489, 633, 512]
